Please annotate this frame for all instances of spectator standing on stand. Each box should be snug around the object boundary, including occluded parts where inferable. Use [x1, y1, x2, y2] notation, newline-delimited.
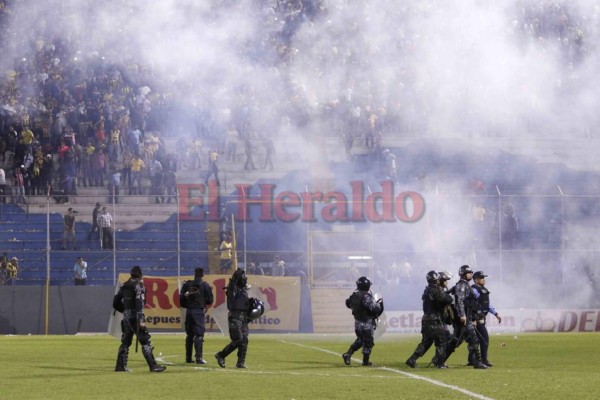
[62, 208, 77, 250]
[243, 138, 257, 170]
[14, 165, 27, 204]
[88, 202, 101, 241]
[164, 168, 177, 204]
[109, 169, 121, 204]
[263, 137, 275, 170]
[97, 206, 114, 250]
[205, 149, 220, 186]
[73, 256, 87, 285]
[130, 154, 145, 194]
[219, 236, 233, 274]
[271, 256, 285, 276]
[6, 257, 19, 285]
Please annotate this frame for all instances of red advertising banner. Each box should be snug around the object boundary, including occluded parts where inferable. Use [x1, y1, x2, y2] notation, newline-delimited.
[117, 274, 301, 331]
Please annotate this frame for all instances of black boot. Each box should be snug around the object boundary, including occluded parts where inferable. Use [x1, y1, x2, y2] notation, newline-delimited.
[142, 344, 166, 372]
[185, 337, 193, 363]
[362, 354, 372, 366]
[431, 355, 447, 369]
[115, 345, 130, 372]
[471, 348, 488, 369]
[343, 344, 357, 366]
[467, 350, 475, 366]
[405, 356, 417, 368]
[215, 352, 226, 368]
[236, 346, 247, 368]
[194, 336, 206, 364]
[342, 353, 352, 366]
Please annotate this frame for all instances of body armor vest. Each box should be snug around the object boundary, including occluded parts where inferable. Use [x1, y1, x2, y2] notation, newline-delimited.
[456, 280, 479, 319]
[227, 288, 249, 312]
[472, 283, 490, 314]
[349, 291, 371, 322]
[185, 279, 206, 309]
[121, 280, 138, 311]
[422, 284, 443, 316]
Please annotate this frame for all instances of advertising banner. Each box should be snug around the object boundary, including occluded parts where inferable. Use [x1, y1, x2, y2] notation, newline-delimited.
[384, 309, 600, 334]
[115, 274, 301, 331]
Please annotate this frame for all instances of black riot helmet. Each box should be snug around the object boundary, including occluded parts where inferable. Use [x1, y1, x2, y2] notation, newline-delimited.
[130, 266, 143, 279]
[356, 276, 372, 291]
[232, 269, 247, 288]
[247, 298, 265, 321]
[426, 270, 440, 283]
[458, 265, 474, 277]
[438, 271, 453, 282]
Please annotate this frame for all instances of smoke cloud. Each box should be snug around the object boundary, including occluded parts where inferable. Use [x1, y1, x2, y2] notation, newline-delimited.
[2, 0, 598, 309]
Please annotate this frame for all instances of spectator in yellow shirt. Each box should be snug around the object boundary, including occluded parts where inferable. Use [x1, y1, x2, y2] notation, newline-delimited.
[130, 154, 145, 195]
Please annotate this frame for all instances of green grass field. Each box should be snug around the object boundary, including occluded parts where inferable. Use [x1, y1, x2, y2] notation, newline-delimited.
[1, 332, 598, 400]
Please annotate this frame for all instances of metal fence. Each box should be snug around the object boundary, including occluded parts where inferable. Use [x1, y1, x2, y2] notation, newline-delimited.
[2, 189, 600, 287]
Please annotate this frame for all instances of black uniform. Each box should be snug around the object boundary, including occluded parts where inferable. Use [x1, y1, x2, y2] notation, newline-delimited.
[215, 270, 250, 368]
[445, 279, 486, 368]
[471, 282, 492, 365]
[180, 276, 214, 363]
[343, 290, 383, 366]
[113, 274, 166, 372]
[406, 283, 454, 368]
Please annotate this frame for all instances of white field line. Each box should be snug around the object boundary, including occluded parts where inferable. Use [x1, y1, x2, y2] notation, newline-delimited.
[157, 354, 404, 379]
[282, 340, 496, 400]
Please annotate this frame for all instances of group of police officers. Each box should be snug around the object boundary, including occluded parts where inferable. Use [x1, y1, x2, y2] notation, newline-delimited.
[112, 266, 263, 372]
[403, 264, 501, 369]
[344, 264, 500, 369]
[111, 263, 499, 372]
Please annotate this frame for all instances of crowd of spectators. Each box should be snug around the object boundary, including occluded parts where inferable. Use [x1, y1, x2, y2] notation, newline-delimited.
[0, 0, 595, 201]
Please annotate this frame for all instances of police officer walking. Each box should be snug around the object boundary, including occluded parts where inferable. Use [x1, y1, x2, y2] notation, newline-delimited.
[113, 266, 166, 372]
[180, 268, 214, 364]
[342, 276, 384, 366]
[445, 265, 488, 369]
[469, 271, 502, 367]
[215, 269, 251, 368]
[406, 271, 454, 368]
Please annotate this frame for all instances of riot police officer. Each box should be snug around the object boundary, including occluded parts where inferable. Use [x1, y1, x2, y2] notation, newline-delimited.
[215, 269, 251, 368]
[469, 271, 502, 367]
[342, 276, 384, 366]
[445, 265, 487, 369]
[406, 271, 454, 368]
[113, 266, 166, 372]
[180, 267, 214, 364]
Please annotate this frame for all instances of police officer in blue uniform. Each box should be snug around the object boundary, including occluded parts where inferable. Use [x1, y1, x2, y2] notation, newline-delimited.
[180, 267, 214, 364]
[445, 265, 487, 369]
[469, 271, 502, 367]
[406, 271, 454, 368]
[113, 266, 166, 372]
[215, 269, 251, 368]
[342, 276, 384, 367]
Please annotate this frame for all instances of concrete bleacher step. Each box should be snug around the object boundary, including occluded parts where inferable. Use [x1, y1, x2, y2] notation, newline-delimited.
[310, 288, 354, 334]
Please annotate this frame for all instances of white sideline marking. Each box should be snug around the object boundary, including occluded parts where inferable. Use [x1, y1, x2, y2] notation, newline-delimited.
[282, 340, 496, 400]
[192, 367, 405, 380]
